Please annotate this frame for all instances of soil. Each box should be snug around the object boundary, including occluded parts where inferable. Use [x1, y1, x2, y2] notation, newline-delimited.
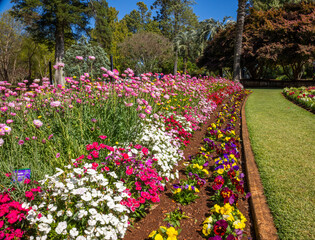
[124, 96, 256, 240]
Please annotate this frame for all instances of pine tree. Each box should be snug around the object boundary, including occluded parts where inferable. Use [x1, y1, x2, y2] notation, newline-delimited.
[10, 0, 91, 85]
[90, 0, 113, 54]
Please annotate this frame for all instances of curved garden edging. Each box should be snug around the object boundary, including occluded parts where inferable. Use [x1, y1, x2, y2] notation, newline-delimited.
[241, 94, 279, 240]
[281, 92, 315, 114]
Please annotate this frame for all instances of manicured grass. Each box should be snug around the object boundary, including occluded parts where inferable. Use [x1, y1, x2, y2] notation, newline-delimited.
[245, 89, 315, 240]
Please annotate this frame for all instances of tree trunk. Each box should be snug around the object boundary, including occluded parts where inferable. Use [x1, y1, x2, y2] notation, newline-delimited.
[55, 20, 65, 86]
[173, 49, 178, 76]
[233, 0, 246, 82]
[173, 9, 179, 77]
[183, 56, 187, 75]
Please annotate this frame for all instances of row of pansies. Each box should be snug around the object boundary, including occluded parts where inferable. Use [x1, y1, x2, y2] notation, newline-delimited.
[148, 90, 251, 240]
[283, 86, 315, 111]
[0, 61, 243, 239]
[201, 91, 251, 240]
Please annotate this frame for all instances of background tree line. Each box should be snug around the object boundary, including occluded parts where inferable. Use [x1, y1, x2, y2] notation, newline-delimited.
[0, 0, 313, 85]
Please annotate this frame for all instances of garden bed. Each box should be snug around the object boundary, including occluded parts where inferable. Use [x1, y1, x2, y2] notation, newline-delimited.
[125, 91, 256, 240]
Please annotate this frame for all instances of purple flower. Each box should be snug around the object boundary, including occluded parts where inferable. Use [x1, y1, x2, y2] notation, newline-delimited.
[226, 234, 237, 240]
[246, 192, 251, 199]
[48, 134, 53, 140]
[18, 140, 24, 145]
[235, 229, 243, 236]
[208, 236, 222, 240]
[91, 118, 97, 123]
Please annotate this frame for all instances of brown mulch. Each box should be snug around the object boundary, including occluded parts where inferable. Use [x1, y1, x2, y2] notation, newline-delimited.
[124, 97, 256, 240]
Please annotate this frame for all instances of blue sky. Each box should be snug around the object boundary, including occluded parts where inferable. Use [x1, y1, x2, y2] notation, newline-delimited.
[0, 0, 238, 22]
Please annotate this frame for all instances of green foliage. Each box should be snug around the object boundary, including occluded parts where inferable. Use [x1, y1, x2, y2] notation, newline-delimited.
[250, 0, 304, 10]
[172, 180, 200, 205]
[10, 0, 91, 48]
[118, 32, 172, 74]
[198, 1, 315, 80]
[163, 208, 189, 228]
[63, 37, 110, 78]
[152, 0, 198, 40]
[123, 2, 160, 34]
[90, 0, 113, 54]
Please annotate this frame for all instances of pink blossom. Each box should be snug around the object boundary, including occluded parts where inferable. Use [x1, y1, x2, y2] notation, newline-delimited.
[6, 119, 13, 124]
[139, 113, 146, 119]
[33, 119, 43, 128]
[18, 140, 24, 145]
[56, 153, 60, 158]
[124, 102, 133, 107]
[3, 126, 11, 133]
[99, 135, 107, 139]
[164, 94, 170, 100]
[76, 56, 83, 60]
[88, 56, 95, 60]
[0, 106, 8, 112]
[50, 101, 61, 107]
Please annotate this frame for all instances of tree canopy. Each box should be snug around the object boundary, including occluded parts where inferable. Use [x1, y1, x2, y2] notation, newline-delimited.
[199, 1, 315, 80]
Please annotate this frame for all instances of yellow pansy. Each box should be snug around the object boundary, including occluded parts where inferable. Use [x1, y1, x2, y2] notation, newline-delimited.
[174, 188, 181, 194]
[202, 224, 212, 236]
[149, 230, 157, 238]
[154, 234, 163, 240]
[217, 168, 224, 175]
[195, 188, 200, 193]
[233, 220, 246, 230]
[166, 227, 178, 237]
[203, 169, 209, 175]
[213, 204, 221, 213]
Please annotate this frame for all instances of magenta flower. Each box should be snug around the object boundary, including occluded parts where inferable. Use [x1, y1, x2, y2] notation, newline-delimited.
[18, 140, 24, 145]
[0, 138, 4, 146]
[56, 153, 60, 158]
[76, 56, 83, 60]
[88, 56, 95, 60]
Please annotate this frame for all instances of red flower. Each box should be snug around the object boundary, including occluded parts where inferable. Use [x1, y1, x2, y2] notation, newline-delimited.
[213, 219, 228, 236]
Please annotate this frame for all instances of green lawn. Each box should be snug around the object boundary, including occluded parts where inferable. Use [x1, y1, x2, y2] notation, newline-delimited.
[245, 89, 315, 240]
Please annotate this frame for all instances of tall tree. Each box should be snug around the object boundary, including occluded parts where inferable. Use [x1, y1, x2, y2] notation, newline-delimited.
[233, 0, 247, 81]
[152, 0, 198, 75]
[123, 2, 159, 34]
[119, 32, 172, 74]
[11, 0, 91, 86]
[90, 0, 113, 54]
[0, 11, 24, 83]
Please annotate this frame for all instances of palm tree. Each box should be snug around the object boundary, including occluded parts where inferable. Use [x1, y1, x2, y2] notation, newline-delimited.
[173, 30, 198, 74]
[233, 0, 247, 81]
[198, 17, 233, 42]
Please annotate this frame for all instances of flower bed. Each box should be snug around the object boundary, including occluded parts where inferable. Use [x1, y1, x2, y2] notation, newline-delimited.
[283, 86, 315, 112]
[0, 66, 243, 239]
